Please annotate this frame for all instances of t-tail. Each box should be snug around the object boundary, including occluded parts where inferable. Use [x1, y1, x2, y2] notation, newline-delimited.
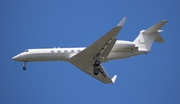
[133, 20, 168, 51]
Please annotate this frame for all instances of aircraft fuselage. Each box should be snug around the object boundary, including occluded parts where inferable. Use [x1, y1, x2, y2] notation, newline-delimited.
[12, 40, 148, 62]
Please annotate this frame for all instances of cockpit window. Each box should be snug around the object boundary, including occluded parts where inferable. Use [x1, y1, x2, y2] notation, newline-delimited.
[25, 50, 28, 52]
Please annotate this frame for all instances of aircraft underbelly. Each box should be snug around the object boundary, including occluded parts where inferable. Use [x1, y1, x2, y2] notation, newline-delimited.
[107, 52, 132, 60]
[107, 51, 146, 60]
[27, 53, 70, 62]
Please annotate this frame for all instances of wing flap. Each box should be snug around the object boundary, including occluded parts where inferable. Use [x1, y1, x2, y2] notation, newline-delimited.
[100, 38, 117, 60]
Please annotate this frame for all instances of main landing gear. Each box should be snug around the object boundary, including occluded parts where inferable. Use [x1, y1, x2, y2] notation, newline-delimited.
[94, 69, 99, 75]
[23, 62, 27, 70]
[93, 60, 101, 75]
[94, 60, 100, 66]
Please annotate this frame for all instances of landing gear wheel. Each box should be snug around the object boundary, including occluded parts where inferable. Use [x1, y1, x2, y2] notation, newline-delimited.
[95, 60, 100, 66]
[94, 69, 99, 75]
[23, 66, 26, 70]
[23, 62, 27, 70]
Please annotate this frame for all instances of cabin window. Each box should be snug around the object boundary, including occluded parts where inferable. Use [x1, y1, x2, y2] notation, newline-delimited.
[25, 50, 28, 52]
[51, 50, 54, 53]
[71, 50, 74, 53]
[77, 50, 81, 52]
[58, 50, 61, 53]
[64, 50, 68, 53]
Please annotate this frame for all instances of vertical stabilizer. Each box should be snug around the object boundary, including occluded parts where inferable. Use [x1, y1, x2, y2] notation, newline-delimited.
[133, 20, 168, 51]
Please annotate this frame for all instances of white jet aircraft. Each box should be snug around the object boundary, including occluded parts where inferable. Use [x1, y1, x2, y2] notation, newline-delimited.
[12, 17, 168, 84]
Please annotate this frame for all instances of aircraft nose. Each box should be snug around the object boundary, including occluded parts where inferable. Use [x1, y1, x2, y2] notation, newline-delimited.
[12, 55, 20, 61]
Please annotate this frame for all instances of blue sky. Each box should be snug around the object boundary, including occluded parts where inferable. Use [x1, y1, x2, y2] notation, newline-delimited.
[1, 0, 180, 104]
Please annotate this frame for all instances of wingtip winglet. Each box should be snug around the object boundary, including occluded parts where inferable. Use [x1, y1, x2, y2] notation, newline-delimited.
[162, 20, 168, 23]
[111, 75, 117, 83]
[160, 20, 168, 26]
[117, 17, 126, 27]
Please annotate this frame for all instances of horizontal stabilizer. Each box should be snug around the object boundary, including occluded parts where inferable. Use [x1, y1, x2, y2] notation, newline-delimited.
[155, 32, 164, 42]
[144, 20, 168, 34]
[111, 75, 117, 83]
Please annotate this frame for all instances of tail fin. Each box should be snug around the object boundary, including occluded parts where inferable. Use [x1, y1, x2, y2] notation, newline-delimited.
[133, 20, 168, 51]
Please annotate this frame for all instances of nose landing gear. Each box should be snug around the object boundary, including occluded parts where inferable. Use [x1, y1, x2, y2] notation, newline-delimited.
[23, 62, 27, 70]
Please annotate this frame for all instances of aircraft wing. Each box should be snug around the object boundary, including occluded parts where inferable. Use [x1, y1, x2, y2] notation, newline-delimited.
[70, 61, 117, 84]
[70, 17, 126, 84]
